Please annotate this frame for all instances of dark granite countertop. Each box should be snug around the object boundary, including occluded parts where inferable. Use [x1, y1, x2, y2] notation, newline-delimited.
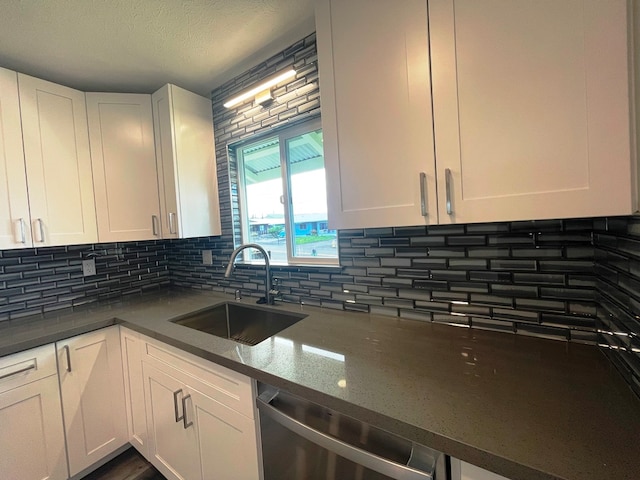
[1, 288, 638, 480]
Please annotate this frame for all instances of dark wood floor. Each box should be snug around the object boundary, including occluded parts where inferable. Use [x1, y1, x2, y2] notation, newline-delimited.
[82, 448, 165, 480]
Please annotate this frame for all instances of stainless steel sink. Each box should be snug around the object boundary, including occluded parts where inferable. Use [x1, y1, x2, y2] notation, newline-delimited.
[171, 302, 307, 346]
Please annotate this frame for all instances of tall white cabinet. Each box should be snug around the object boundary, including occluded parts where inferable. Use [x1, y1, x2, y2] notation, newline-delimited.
[56, 326, 128, 477]
[316, 0, 638, 229]
[0, 67, 31, 249]
[152, 84, 222, 239]
[429, 0, 634, 224]
[86, 93, 162, 242]
[18, 73, 98, 246]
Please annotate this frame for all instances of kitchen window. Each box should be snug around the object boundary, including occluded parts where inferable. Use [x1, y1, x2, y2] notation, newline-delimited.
[235, 118, 337, 265]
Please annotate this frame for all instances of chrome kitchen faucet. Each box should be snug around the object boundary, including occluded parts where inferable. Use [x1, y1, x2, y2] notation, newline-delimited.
[225, 244, 277, 305]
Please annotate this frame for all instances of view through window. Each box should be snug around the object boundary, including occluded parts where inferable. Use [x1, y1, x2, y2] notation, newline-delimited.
[236, 119, 337, 264]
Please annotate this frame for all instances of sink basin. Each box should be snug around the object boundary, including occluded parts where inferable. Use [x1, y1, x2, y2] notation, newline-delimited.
[170, 302, 307, 346]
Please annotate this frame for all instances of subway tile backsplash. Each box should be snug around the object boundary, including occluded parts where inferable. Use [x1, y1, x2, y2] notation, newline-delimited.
[0, 241, 169, 321]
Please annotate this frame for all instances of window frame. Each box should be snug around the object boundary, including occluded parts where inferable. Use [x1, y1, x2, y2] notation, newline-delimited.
[235, 117, 337, 266]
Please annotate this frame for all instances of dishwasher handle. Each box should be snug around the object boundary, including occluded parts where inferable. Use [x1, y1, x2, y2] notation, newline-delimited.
[257, 389, 437, 480]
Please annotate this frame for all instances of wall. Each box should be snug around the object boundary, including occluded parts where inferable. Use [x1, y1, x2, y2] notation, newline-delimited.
[168, 33, 640, 397]
[0, 241, 169, 321]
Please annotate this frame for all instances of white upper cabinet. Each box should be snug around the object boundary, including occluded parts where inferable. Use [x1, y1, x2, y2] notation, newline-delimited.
[18, 73, 98, 245]
[87, 93, 162, 242]
[315, 0, 438, 229]
[0, 67, 31, 249]
[430, 0, 635, 224]
[152, 84, 221, 239]
[316, 0, 637, 229]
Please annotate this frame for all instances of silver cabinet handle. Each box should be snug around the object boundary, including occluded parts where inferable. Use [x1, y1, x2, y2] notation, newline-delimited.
[168, 212, 176, 234]
[419, 172, 428, 217]
[182, 394, 193, 429]
[445, 168, 453, 215]
[152, 215, 159, 236]
[63, 345, 71, 372]
[37, 218, 45, 243]
[0, 364, 36, 380]
[173, 389, 184, 422]
[257, 390, 436, 480]
[16, 218, 26, 244]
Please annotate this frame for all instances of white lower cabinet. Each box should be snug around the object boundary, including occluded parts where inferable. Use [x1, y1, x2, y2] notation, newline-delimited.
[142, 335, 262, 480]
[451, 459, 512, 480]
[57, 326, 128, 477]
[0, 344, 67, 480]
[143, 362, 202, 480]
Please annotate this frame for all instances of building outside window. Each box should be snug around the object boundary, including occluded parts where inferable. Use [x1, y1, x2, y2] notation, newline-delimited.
[235, 118, 337, 265]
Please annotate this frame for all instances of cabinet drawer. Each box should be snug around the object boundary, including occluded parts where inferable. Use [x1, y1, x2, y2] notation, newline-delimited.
[0, 344, 57, 393]
[142, 336, 255, 418]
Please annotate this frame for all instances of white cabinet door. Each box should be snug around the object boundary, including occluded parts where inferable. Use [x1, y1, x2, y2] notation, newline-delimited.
[0, 375, 68, 480]
[142, 335, 261, 480]
[57, 326, 128, 476]
[315, 0, 437, 229]
[143, 362, 201, 480]
[430, 0, 635, 224]
[0, 67, 31, 249]
[120, 328, 148, 456]
[192, 387, 261, 480]
[18, 73, 97, 246]
[152, 84, 221, 239]
[87, 93, 162, 242]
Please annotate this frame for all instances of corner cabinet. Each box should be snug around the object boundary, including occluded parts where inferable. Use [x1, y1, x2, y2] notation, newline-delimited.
[316, 0, 638, 229]
[152, 84, 222, 239]
[0, 344, 68, 480]
[315, 0, 437, 229]
[86, 93, 162, 242]
[0, 67, 31, 249]
[18, 73, 98, 246]
[141, 335, 261, 480]
[57, 326, 128, 477]
[120, 328, 148, 457]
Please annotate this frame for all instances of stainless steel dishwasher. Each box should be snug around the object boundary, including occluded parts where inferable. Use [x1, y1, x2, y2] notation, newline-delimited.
[257, 384, 448, 480]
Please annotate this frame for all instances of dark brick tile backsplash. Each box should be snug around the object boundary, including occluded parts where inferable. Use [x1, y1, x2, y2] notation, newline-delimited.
[0, 241, 169, 321]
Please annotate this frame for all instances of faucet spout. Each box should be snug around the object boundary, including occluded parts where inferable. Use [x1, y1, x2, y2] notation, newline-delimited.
[225, 244, 273, 305]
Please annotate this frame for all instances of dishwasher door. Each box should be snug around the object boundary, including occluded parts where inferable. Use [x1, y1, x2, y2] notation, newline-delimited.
[257, 385, 448, 480]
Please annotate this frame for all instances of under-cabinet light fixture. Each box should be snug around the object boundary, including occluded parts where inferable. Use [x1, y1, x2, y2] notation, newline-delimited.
[223, 68, 296, 108]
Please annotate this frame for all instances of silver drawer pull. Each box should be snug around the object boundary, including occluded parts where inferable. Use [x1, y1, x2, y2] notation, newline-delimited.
[0, 364, 36, 381]
[419, 172, 428, 217]
[445, 168, 453, 215]
[182, 394, 193, 429]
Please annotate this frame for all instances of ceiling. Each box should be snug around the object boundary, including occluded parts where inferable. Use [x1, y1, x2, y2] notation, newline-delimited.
[0, 0, 315, 96]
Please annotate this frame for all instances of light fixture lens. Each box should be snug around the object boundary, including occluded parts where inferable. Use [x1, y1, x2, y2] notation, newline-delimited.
[223, 69, 296, 108]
